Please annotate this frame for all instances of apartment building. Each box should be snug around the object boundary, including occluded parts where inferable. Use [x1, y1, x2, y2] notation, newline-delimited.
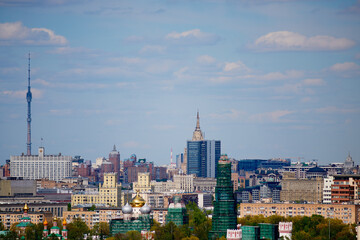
[239, 203, 359, 224]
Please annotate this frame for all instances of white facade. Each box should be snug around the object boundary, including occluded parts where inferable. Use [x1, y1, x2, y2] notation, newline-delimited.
[10, 147, 72, 182]
[206, 140, 216, 178]
[173, 174, 195, 193]
[279, 222, 292, 240]
[323, 176, 334, 204]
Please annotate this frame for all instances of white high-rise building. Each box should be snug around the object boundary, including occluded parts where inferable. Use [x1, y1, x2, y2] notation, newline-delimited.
[323, 176, 334, 204]
[10, 147, 72, 181]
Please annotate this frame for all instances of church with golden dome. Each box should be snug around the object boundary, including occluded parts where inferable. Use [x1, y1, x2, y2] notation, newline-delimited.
[109, 191, 152, 236]
[42, 216, 68, 239]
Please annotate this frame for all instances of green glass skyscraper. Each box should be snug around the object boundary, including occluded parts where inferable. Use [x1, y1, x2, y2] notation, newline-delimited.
[209, 154, 237, 239]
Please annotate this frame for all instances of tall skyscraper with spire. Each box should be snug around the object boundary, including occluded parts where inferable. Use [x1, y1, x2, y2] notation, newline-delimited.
[109, 145, 121, 181]
[26, 53, 32, 155]
[187, 111, 220, 178]
[192, 111, 204, 141]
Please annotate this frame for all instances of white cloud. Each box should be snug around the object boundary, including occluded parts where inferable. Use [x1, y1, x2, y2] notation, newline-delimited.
[166, 29, 220, 45]
[197, 55, 216, 64]
[302, 78, 325, 86]
[0, 67, 21, 74]
[124, 35, 145, 43]
[275, 78, 325, 95]
[33, 78, 51, 86]
[1, 88, 43, 99]
[210, 109, 295, 124]
[49, 47, 89, 55]
[139, 45, 166, 54]
[246, 70, 303, 82]
[209, 76, 233, 83]
[223, 61, 251, 72]
[330, 62, 360, 71]
[0, 22, 67, 46]
[253, 31, 355, 51]
[209, 109, 246, 120]
[250, 110, 294, 123]
[153, 125, 175, 130]
[49, 109, 72, 115]
[122, 141, 139, 148]
[316, 106, 359, 114]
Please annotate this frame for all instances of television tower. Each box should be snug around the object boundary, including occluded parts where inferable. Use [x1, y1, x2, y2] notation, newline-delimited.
[26, 53, 32, 155]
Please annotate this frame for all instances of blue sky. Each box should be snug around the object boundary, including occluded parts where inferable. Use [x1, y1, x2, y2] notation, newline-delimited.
[0, 0, 359, 166]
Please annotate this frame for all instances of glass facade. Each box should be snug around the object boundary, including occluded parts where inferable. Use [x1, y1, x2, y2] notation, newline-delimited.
[187, 140, 220, 178]
[209, 158, 237, 239]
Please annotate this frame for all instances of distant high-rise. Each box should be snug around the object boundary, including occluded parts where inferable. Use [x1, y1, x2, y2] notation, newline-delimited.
[209, 155, 237, 239]
[192, 110, 204, 141]
[344, 153, 354, 169]
[187, 112, 220, 178]
[26, 53, 32, 155]
[109, 145, 120, 174]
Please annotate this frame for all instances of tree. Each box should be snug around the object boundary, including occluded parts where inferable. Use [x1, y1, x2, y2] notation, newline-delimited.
[0, 221, 5, 231]
[1, 230, 18, 240]
[126, 230, 142, 240]
[91, 222, 109, 239]
[181, 236, 199, 240]
[67, 217, 90, 240]
[67, 203, 71, 211]
[88, 204, 96, 211]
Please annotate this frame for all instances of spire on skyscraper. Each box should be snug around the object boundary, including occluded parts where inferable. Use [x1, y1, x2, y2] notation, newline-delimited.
[192, 110, 204, 141]
[26, 52, 32, 156]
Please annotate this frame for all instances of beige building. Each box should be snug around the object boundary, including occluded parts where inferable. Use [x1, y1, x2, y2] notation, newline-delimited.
[37, 178, 77, 189]
[151, 208, 168, 225]
[71, 173, 121, 207]
[180, 148, 188, 174]
[0, 179, 36, 196]
[194, 177, 216, 192]
[174, 174, 195, 193]
[240, 203, 359, 224]
[63, 207, 122, 229]
[280, 172, 323, 203]
[133, 172, 152, 193]
[0, 209, 53, 229]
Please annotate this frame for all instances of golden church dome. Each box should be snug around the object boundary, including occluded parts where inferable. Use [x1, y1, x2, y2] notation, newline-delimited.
[43, 218, 48, 226]
[23, 203, 29, 212]
[130, 191, 145, 208]
[62, 218, 67, 226]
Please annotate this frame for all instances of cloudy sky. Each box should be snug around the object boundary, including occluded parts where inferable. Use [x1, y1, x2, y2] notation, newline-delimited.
[0, 0, 359, 166]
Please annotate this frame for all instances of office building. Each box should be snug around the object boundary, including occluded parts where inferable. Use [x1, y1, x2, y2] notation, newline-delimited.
[187, 140, 221, 178]
[209, 155, 237, 239]
[186, 111, 221, 178]
[10, 147, 72, 182]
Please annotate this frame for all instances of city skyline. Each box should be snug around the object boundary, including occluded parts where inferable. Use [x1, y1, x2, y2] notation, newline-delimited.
[0, 0, 359, 165]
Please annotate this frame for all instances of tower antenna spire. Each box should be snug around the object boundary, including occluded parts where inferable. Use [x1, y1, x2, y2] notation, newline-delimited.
[26, 52, 32, 155]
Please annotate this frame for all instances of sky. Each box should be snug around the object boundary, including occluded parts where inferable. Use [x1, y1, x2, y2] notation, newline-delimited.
[0, 0, 359, 166]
